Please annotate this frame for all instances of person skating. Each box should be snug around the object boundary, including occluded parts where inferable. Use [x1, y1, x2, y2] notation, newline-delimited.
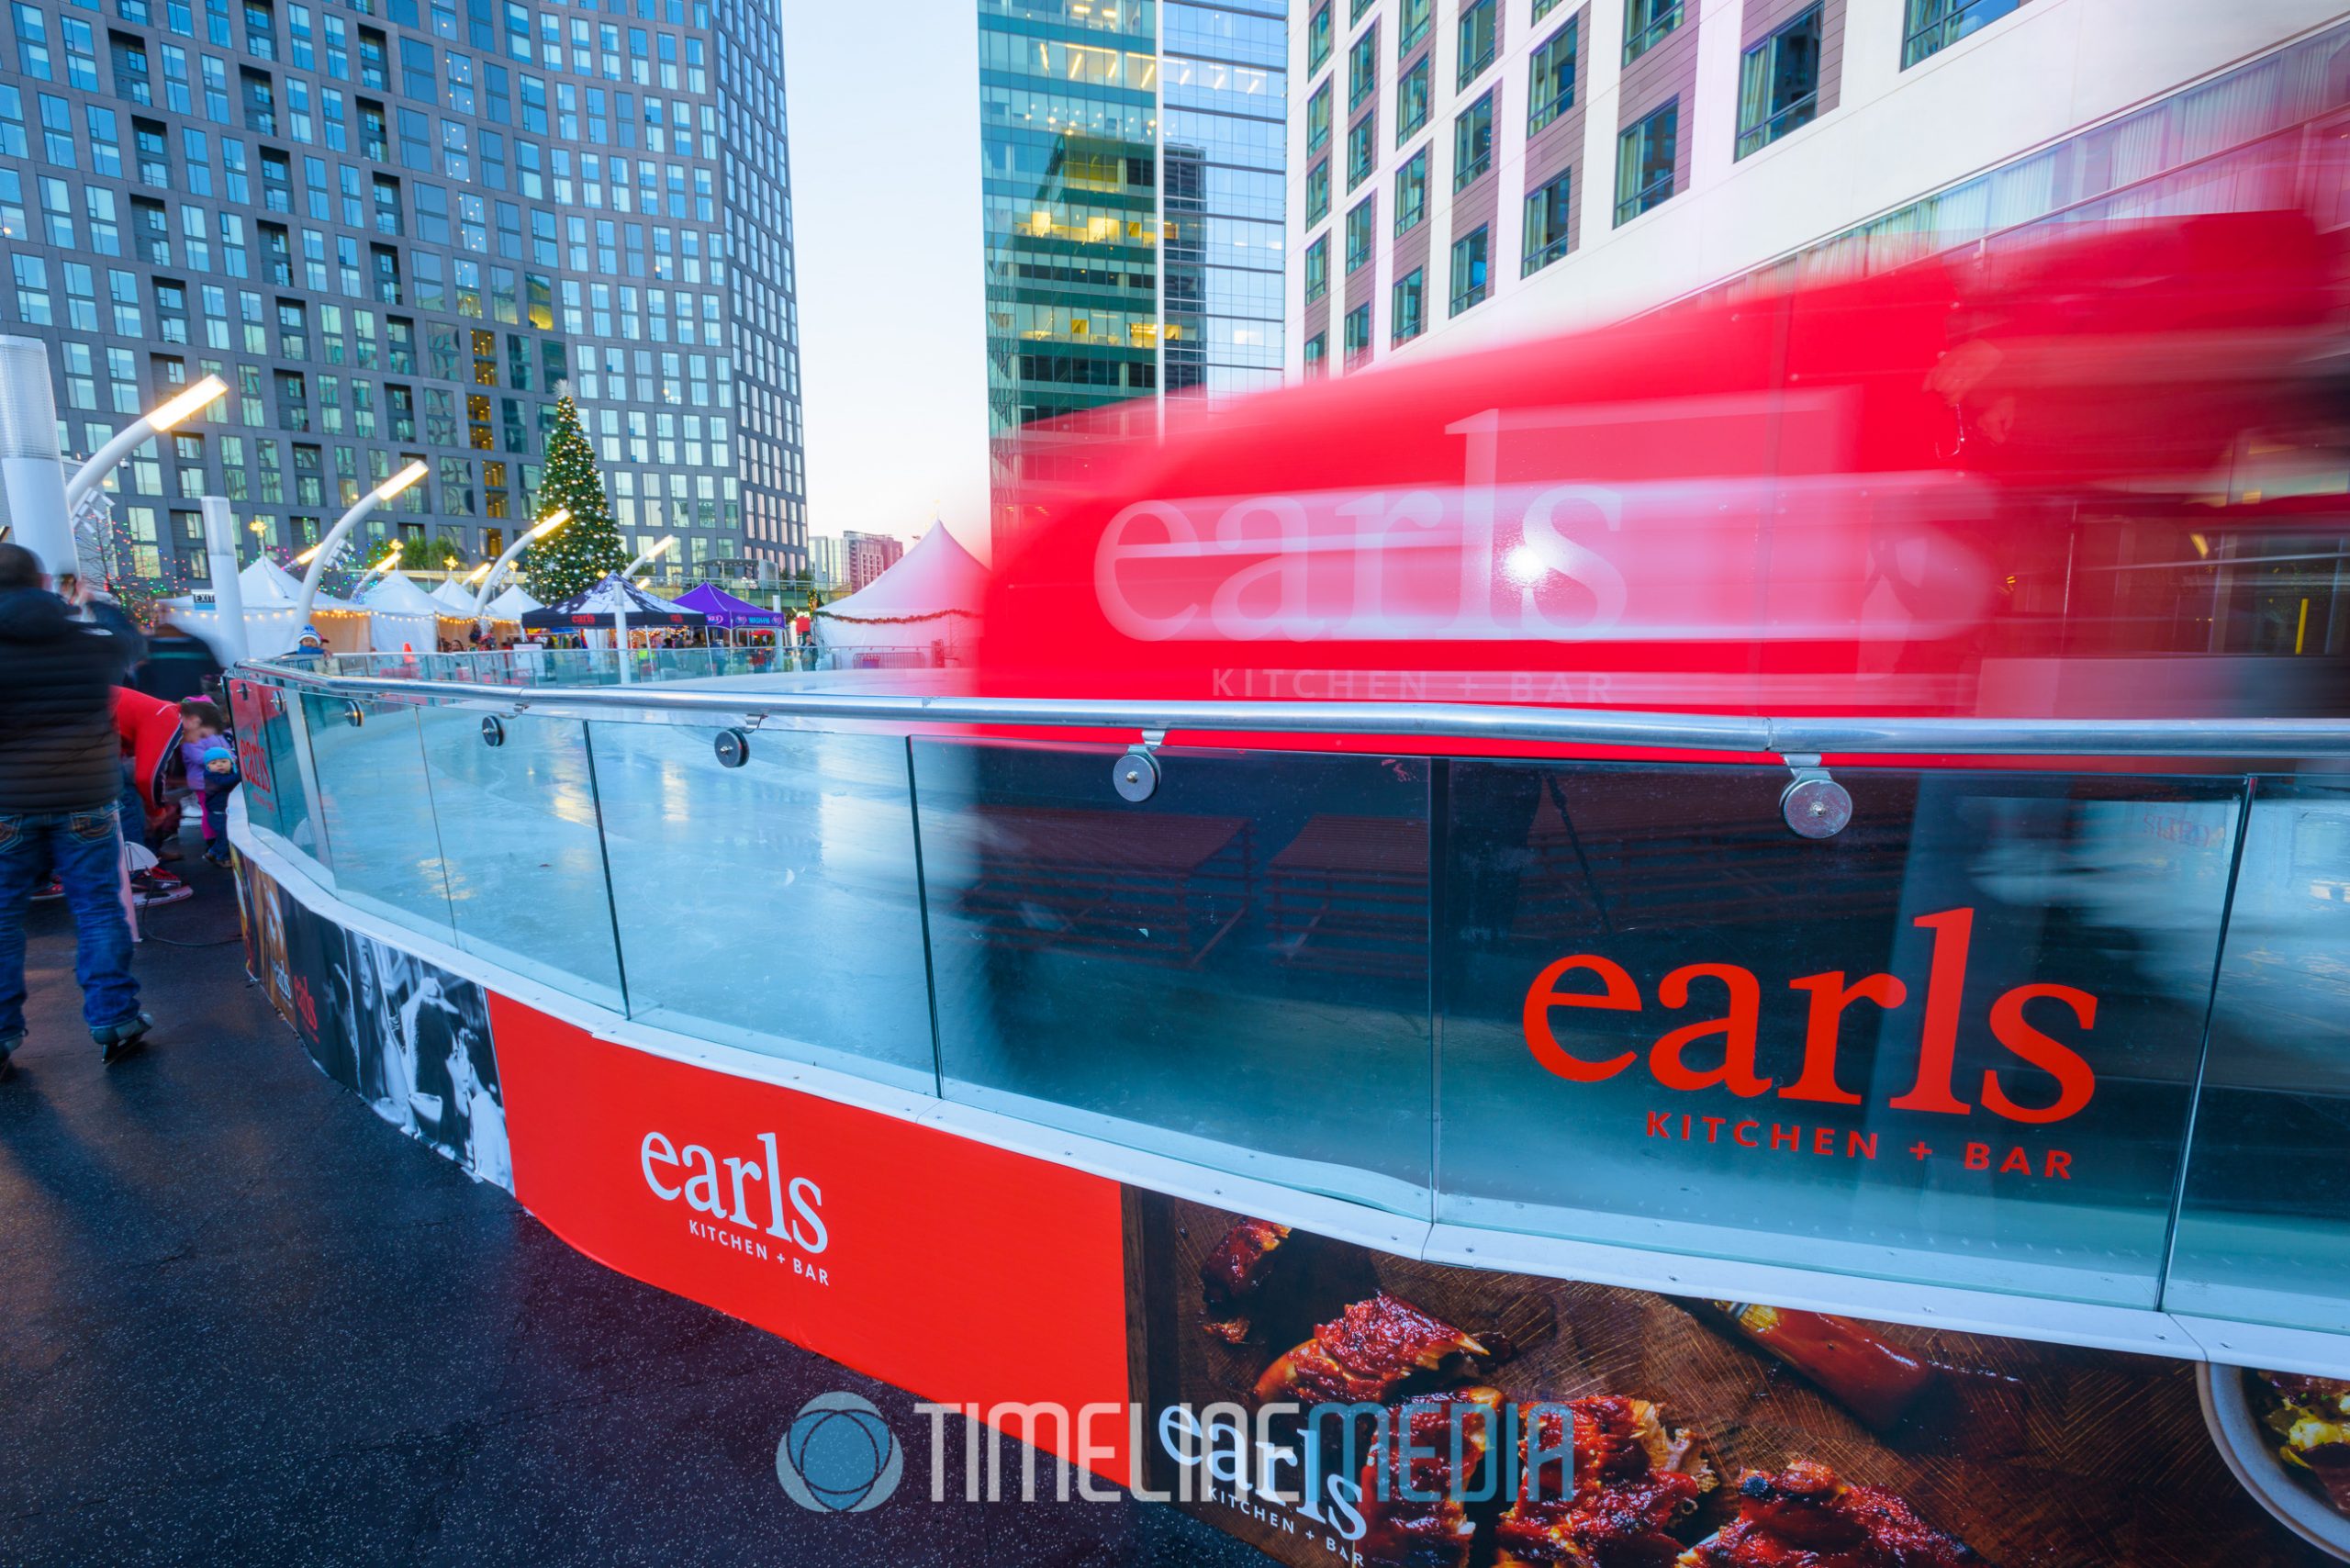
[0, 544, 151, 1080]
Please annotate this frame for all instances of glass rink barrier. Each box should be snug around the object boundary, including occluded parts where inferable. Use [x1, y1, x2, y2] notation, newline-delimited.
[224, 664, 2350, 1353]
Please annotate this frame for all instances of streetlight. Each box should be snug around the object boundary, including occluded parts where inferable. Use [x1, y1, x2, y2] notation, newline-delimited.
[468, 507, 568, 615]
[293, 461, 428, 633]
[611, 534, 675, 685]
[64, 375, 228, 510]
[352, 541, 404, 591]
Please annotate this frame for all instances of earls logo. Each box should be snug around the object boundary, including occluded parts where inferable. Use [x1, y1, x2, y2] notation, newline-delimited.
[1522, 907, 2097, 1126]
[641, 1129, 830, 1280]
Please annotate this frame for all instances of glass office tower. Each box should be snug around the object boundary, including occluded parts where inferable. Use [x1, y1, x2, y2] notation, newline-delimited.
[978, 0, 1283, 559]
[0, 0, 807, 588]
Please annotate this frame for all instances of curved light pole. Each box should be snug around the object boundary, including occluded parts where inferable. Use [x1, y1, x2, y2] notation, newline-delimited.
[292, 461, 428, 634]
[468, 508, 568, 615]
[610, 534, 676, 685]
[64, 375, 228, 510]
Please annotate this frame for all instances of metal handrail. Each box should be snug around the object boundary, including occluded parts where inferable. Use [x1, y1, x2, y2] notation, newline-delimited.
[238, 662, 2350, 758]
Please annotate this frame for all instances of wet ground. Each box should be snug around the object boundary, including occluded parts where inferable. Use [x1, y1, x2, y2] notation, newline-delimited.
[0, 840, 1268, 1568]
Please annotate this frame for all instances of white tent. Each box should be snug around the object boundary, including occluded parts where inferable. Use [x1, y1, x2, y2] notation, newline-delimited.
[430, 577, 480, 614]
[159, 556, 368, 658]
[357, 571, 442, 652]
[484, 584, 543, 620]
[812, 523, 985, 656]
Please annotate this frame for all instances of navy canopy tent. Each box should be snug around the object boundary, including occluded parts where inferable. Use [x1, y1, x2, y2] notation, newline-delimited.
[520, 574, 709, 631]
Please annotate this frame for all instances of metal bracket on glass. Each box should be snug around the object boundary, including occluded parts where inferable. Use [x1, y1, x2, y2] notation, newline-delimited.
[480, 714, 506, 748]
[715, 727, 753, 768]
[1778, 753, 1852, 840]
[1113, 729, 1167, 803]
[341, 700, 365, 729]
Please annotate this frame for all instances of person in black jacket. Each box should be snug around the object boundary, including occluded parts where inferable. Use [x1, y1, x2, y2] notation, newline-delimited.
[0, 544, 151, 1079]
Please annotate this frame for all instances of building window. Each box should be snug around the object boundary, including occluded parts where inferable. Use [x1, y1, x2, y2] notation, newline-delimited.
[1345, 196, 1376, 274]
[1522, 171, 1572, 274]
[1738, 5, 1822, 156]
[1297, 84, 1335, 157]
[1456, 0, 1495, 87]
[1348, 24, 1378, 108]
[1529, 19, 1577, 133]
[1393, 146, 1427, 233]
[1623, 0, 1680, 63]
[1903, 0, 2019, 65]
[1304, 331, 1328, 378]
[1343, 301, 1371, 360]
[1306, 158, 1330, 224]
[1614, 100, 1676, 223]
[1534, 0, 1565, 17]
[1347, 115, 1376, 189]
[1304, 234, 1330, 303]
[1307, 1, 1333, 74]
[1452, 92, 1494, 189]
[1397, 54, 1428, 140]
[1398, 0, 1431, 56]
[1306, 82, 1332, 155]
[1391, 267, 1424, 342]
[1449, 227, 1489, 315]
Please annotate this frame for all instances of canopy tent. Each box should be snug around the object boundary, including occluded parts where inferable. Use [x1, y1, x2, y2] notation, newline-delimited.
[357, 571, 443, 652]
[812, 522, 985, 655]
[159, 556, 369, 658]
[429, 577, 482, 614]
[520, 574, 708, 632]
[674, 583, 789, 639]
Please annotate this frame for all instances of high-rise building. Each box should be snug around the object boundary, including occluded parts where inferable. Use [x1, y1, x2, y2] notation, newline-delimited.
[808, 531, 840, 589]
[979, 0, 1286, 562]
[839, 528, 901, 592]
[1287, 0, 2347, 376]
[0, 0, 806, 589]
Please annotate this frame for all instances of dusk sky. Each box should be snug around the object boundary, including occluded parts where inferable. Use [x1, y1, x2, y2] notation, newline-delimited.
[777, 4, 993, 562]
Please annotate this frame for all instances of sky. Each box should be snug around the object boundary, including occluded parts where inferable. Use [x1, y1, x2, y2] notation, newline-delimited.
[776, 3, 993, 562]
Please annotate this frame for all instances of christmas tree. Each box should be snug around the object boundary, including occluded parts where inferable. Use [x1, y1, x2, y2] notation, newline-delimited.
[525, 396, 628, 600]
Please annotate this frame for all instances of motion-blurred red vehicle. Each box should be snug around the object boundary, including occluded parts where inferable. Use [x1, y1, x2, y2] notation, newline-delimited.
[978, 210, 2350, 729]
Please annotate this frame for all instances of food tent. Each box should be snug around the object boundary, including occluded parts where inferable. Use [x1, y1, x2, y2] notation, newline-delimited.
[357, 571, 444, 653]
[812, 522, 985, 658]
[429, 577, 481, 614]
[158, 555, 369, 658]
[674, 583, 789, 644]
[520, 574, 708, 639]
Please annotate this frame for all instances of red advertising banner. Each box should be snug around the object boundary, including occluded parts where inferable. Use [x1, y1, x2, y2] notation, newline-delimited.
[225, 678, 277, 806]
[490, 996, 1135, 1482]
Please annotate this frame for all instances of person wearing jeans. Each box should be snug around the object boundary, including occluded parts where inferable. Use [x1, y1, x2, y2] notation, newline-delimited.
[0, 543, 148, 1079]
[0, 807, 139, 1054]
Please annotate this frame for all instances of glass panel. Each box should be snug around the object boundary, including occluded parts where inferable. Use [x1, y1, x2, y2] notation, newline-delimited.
[587, 718, 934, 1092]
[263, 679, 324, 862]
[414, 707, 623, 1009]
[297, 691, 453, 935]
[2166, 777, 2350, 1332]
[1438, 760, 2243, 1307]
[914, 740, 1433, 1215]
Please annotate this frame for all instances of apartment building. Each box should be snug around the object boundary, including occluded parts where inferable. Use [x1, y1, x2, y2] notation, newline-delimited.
[1, 0, 809, 586]
[1287, 0, 2350, 375]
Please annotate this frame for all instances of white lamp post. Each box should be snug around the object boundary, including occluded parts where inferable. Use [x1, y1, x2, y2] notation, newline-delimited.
[64, 375, 229, 510]
[468, 507, 568, 615]
[292, 461, 428, 636]
[610, 534, 676, 684]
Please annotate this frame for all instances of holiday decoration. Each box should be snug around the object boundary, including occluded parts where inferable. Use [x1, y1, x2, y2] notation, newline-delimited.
[524, 397, 628, 601]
